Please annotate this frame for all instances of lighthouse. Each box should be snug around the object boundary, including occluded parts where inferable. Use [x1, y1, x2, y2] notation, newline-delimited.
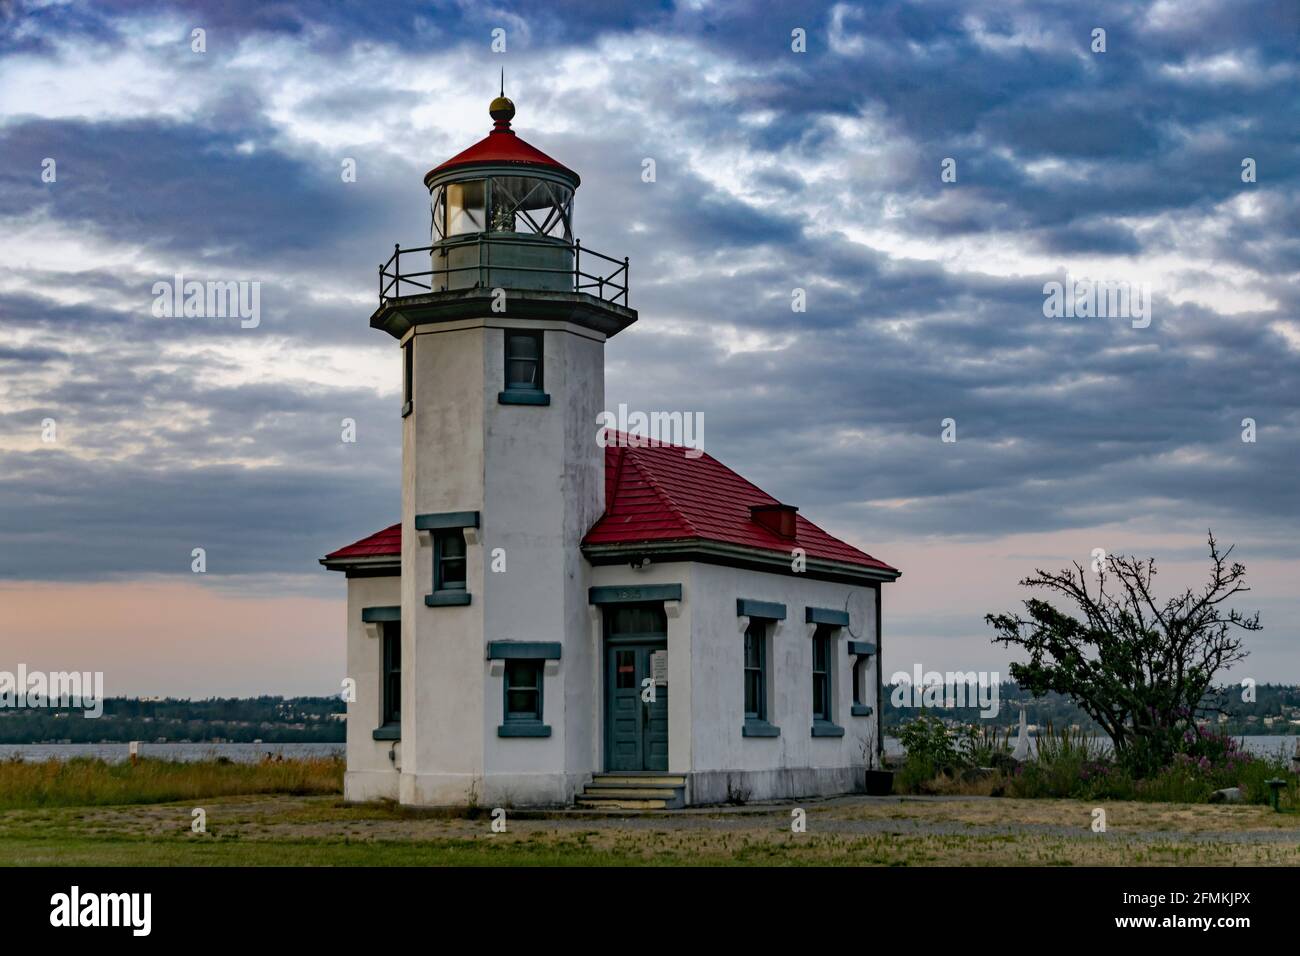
[364, 92, 635, 806]
[324, 92, 899, 809]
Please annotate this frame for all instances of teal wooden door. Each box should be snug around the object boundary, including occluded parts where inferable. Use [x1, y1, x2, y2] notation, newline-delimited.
[604, 606, 668, 772]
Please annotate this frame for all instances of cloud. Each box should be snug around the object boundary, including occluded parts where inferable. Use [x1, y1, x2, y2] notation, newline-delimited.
[0, 0, 1296, 679]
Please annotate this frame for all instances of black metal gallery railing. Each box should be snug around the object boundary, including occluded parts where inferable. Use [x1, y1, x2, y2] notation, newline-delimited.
[378, 234, 629, 308]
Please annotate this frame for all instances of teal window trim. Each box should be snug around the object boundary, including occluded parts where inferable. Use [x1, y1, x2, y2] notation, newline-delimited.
[851, 704, 874, 717]
[736, 598, 786, 620]
[380, 621, 400, 728]
[431, 527, 468, 600]
[497, 722, 551, 737]
[847, 640, 876, 656]
[504, 329, 545, 394]
[589, 584, 683, 605]
[361, 605, 401, 623]
[743, 618, 767, 722]
[498, 389, 550, 406]
[414, 511, 480, 531]
[812, 624, 832, 723]
[487, 641, 562, 660]
[400, 400, 413, 418]
[500, 658, 547, 736]
[811, 720, 845, 737]
[806, 606, 849, 627]
[742, 719, 780, 738]
[372, 724, 401, 741]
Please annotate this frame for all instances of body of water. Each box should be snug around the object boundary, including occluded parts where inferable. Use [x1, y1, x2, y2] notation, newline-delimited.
[0, 737, 1293, 763]
[0, 742, 344, 763]
[881, 735, 1297, 759]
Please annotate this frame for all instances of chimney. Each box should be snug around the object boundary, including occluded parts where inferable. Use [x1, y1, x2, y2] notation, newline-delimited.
[750, 503, 798, 538]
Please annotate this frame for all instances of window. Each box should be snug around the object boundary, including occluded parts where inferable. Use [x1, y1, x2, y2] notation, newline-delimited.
[418, 514, 477, 607]
[401, 339, 413, 416]
[743, 620, 766, 721]
[488, 176, 573, 239]
[504, 659, 543, 723]
[499, 330, 549, 405]
[430, 185, 446, 242]
[504, 330, 543, 392]
[812, 625, 831, 723]
[852, 657, 862, 707]
[446, 179, 485, 235]
[434, 529, 467, 591]
[381, 622, 401, 727]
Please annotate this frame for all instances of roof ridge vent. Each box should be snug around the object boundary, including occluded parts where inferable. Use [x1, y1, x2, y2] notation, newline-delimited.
[750, 502, 798, 538]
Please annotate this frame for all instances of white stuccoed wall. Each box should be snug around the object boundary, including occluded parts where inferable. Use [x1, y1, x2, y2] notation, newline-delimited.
[588, 559, 880, 804]
[687, 563, 879, 803]
[343, 574, 402, 802]
[479, 321, 605, 805]
[400, 320, 487, 806]
[399, 316, 605, 807]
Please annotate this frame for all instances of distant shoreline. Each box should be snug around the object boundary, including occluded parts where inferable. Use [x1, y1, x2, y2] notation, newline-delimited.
[2, 736, 1295, 764]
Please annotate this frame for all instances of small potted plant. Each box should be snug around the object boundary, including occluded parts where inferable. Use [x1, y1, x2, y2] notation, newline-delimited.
[862, 726, 894, 795]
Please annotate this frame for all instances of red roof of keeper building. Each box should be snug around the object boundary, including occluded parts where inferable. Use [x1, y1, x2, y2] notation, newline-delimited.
[423, 95, 579, 187]
[323, 522, 400, 563]
[583, 438, 897, 575]
[322, 437, 897, 578]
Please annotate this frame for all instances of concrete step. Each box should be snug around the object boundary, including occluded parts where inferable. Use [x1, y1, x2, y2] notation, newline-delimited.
[581, 787, 680, 799]
[590, 774, 686, 787]
[582, 780, 683, 792]
[575, 798, 670, 810]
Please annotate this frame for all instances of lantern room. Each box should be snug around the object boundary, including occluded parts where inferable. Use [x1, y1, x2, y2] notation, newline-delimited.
[371, 90, 633, 341]
[421, 93, 580, 294]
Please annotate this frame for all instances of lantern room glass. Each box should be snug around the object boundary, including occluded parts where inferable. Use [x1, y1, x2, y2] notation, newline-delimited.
[445, 180, 485, 236]
[431, 176, 572, 242]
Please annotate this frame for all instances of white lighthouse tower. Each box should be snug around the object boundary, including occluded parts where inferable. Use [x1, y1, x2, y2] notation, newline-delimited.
[361, 93, 635, 805]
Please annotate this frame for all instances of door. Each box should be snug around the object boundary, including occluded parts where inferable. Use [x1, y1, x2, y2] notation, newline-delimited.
[604, 605, 669, 772]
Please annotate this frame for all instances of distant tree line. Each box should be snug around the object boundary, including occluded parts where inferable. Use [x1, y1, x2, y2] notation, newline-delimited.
[0, 695, 346, 744]
[882, 682, 1300, 737]
[0, 683, 1293, 745]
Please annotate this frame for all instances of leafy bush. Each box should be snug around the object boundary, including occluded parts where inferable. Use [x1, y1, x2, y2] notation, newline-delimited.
[957, 724, 1014, 767]
[897, 712, 1296, 805]
[897, 715, 963, 793]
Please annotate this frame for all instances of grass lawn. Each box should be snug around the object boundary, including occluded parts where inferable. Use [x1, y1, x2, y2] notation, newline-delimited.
[3, 792, 1298, 866]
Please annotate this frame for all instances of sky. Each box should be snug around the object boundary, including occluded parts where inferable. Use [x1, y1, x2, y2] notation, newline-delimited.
[0, 0, 1296, 696]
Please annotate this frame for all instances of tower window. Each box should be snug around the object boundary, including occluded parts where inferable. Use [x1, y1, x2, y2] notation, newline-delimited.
[504, 659, 543, 723]
[418, 513, 476, 607]
[499, 330, 550, 405]
[401, 339, 413, 417]
[504, 330, 543, 391]
[434, 529, 467, 591]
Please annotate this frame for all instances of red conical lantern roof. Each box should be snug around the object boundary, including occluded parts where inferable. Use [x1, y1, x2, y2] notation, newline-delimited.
[423, 96, 579, 187]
